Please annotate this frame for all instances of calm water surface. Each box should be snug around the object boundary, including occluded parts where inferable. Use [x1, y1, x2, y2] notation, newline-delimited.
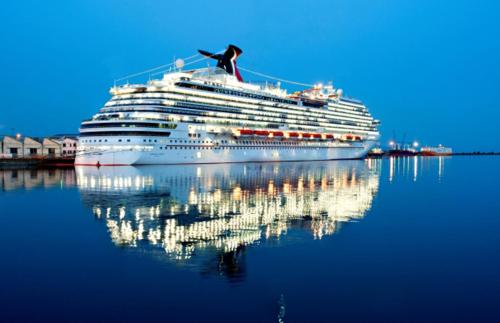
[1, 157, 499, 322]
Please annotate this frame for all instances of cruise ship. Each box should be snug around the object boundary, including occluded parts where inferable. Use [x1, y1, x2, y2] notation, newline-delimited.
[75, 45, 380, 165]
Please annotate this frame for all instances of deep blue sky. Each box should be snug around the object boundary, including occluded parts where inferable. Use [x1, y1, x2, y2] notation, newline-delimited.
[1, 0, 499, 151]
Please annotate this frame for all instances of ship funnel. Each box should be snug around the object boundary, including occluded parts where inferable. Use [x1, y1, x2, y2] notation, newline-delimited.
[198, 44, 244, 82]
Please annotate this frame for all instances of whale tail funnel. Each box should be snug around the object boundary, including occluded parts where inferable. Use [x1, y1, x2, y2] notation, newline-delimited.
[198, 44, 243, 82]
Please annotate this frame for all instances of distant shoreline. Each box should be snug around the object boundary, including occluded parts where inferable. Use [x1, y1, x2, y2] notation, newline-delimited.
[367, 152, 500, 158]
[450, 152, 500, 155]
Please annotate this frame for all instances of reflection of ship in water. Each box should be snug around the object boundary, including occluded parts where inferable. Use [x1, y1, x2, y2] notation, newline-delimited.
[76, 161, 381, 279]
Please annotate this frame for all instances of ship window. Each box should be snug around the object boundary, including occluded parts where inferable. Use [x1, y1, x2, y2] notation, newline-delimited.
[127, 139, 130, 142]
[118, 139, 122, 142]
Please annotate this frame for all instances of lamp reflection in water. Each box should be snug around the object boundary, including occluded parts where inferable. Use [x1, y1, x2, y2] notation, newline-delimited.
[76, 160, 381, 280]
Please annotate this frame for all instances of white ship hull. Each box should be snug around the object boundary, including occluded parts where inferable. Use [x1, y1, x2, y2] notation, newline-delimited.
[75, 139, 377, 166]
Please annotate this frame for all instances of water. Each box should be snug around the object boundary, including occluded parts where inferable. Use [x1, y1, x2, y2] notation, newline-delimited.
[1, 157, 499, 322]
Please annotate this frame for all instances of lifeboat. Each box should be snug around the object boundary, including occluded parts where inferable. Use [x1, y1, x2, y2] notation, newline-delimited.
[288, 132, 299, 138]
[255, 130, 270, 136]
[302, 133, 312, 139]
[355, 136, 362, 141]
[239, 129, 255, 136]
[346, 134, 354, 140]
[272, 131, 284, 137]
[325, 134, 334, 139]
[313, 134, 322, 139]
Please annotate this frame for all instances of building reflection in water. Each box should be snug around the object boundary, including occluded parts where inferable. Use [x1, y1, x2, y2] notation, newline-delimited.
[0, 168, 76, 191]
[75, 160, 381, 280]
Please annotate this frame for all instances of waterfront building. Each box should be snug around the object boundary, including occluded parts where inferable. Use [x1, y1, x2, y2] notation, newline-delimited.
[23, 137, 42, 157]
[53, 136, 78, 156]
[41, 138, 61, 157]
[1, 135, 76, 159]
[1, 136, 23, 158]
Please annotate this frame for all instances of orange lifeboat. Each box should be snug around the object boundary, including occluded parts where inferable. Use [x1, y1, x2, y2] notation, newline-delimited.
[346, 134, 354, 140]
[313, 134, 322, 139]
[325, 134, 334, 139]
[272, 131, 284, 137]
[302, 133, 312, 139]
[288, 132, 299, 138]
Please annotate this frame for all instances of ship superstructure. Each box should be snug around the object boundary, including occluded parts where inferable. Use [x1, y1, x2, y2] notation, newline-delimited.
[76, 45, 380, 165]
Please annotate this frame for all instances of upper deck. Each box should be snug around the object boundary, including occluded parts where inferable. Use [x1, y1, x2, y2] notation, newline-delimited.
[110, 67, 363, 111]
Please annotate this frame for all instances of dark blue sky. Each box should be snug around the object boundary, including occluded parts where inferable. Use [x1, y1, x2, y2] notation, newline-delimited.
[1, 0, 499, 151]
